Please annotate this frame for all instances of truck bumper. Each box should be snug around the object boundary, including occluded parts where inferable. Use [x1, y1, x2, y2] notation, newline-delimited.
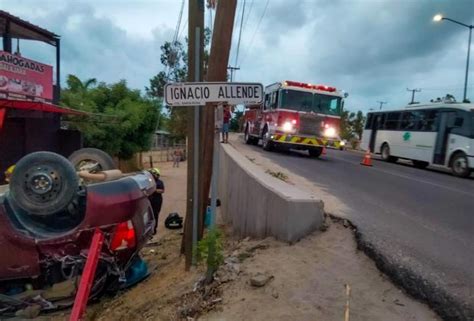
[271, 134, 341, 149]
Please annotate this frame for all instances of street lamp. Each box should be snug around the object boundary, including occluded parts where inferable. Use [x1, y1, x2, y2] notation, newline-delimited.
[433, 14, 473, 103]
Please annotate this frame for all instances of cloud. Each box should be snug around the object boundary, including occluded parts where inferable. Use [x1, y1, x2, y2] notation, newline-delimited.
[1, 0, 174, 91]
[2, 0, 473, 111]
[235, 0, 474, 111]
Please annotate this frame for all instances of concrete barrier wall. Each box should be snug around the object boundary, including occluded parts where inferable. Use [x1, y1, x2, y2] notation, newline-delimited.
[218, 144, 324, 243]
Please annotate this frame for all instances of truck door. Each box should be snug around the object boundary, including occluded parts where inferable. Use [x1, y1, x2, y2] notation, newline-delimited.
[253, 94, 270, 136]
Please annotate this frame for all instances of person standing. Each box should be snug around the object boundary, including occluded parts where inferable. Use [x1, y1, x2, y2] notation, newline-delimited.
[147, 168, 165, 234]
[221, 105, 232, 143]
[172, 150, 180, 168]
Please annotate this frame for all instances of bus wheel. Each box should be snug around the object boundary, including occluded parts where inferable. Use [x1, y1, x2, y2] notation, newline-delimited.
[413, 160, 429, 169]
[308, 148, 323, 158]
[381, 144, 398, 163]
[451, 153, 471, 178]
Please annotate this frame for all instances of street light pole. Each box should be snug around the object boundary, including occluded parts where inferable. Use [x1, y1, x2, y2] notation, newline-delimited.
[464, 26, 472, 102]
[433, 14, 473, 102]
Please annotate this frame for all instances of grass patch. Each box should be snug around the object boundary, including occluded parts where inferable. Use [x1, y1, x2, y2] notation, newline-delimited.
[265, 169, 288, 181]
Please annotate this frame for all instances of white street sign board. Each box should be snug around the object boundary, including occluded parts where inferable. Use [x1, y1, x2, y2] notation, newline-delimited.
[164, 82, 263, 106]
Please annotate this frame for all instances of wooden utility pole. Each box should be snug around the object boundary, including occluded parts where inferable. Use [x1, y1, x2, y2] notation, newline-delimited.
[183, 0, 204, 271]
[199, 0, 238, 238]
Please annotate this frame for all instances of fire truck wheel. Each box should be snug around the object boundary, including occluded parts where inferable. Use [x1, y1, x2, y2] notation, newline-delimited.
[69, 148, 117, 172]
[308, 148, 323, 158]
[262, 129, 274, 151]
[9, 152, 79, 216]
[244, 126, 258, 145]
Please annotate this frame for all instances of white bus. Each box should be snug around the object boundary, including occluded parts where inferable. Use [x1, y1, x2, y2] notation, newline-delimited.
[360, 102, 474, 177]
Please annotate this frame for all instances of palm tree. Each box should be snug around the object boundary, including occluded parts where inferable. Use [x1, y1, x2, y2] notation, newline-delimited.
[66, 75, 97, 94]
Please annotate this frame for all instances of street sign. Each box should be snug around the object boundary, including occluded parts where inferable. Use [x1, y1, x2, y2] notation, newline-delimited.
[164, 82, 264, 106]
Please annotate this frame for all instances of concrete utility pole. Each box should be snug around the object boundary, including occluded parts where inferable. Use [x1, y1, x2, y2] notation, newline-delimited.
[199, 0, 238, 243]
[407, 88, 421, 104]
[183, 0, 204, 271]
[377, 101, 387, 110]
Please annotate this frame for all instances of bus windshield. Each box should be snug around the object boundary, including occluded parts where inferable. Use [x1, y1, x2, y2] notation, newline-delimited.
[279, 89, 341, 115]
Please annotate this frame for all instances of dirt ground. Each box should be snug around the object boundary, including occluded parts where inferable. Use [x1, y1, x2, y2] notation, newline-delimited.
[45, 148, 440, 321]
[202, 220, 440, 321]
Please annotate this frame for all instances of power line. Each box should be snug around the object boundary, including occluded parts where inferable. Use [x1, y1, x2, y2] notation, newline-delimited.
[178, 18, 188, 41]
[239, 0, 270, 66]
[242, 0, 254, 31]
[233, 0, 246, 71]
[173, 0, 186, 43]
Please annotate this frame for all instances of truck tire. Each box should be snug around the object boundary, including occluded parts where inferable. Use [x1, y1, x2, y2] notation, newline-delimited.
[261, 128, 273, 151]
[381, 143, 398, 163]
[308, 147, 323, 158]
[451, 153, 471, 178]
[69, 148, 116, 172]
[9, 152, 79, 216]
[244, 126, 258, 145]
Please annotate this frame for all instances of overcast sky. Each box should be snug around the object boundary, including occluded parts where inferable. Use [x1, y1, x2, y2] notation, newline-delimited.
[2, 0, 473, 112]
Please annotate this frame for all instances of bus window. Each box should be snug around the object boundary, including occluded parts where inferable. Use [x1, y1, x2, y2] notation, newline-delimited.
[451, 111, 471, 137]
[422, 109, 439, 131]
[401, 111, 426, 130]
[384, 112, 401, 130]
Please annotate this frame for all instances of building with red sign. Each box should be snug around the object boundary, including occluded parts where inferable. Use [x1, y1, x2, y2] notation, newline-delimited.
[0, 11, 85, 183]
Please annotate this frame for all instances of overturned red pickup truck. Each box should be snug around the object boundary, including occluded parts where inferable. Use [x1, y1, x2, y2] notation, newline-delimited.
[0, 149, 155, 316]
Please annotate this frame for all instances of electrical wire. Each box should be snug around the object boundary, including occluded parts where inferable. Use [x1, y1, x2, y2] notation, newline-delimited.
[233, 0, 247, 69]
[239, 0, 270, 66]
[243, 0, 254, 31]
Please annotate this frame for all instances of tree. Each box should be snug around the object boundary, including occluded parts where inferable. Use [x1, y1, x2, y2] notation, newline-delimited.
[62, 75, 160, 159]
[339, 110, 352, 140]
[352, 111, 365, 140]
[229, 110, 243, 132]
[339, 109, 366, 140]
[147, 29, 212, 139]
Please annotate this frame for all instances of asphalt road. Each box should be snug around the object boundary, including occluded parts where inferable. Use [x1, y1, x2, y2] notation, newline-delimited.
[235, 138, 474, 314]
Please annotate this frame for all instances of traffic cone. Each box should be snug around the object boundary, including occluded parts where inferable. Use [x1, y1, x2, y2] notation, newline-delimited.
[322, 146, 327, 155]
[360, 150, 372, 167]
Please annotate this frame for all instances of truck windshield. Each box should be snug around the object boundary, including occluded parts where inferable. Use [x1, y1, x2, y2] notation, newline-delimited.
[279, 89, 341, 115]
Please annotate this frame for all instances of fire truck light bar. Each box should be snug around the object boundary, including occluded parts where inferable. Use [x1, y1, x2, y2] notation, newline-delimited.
[283, 80, 337, 93]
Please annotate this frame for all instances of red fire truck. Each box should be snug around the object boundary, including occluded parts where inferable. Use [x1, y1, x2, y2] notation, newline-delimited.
[243, 80, 347, 157]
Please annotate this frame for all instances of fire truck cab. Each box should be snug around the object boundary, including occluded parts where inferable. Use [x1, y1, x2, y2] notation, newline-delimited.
[243, 80, 346, 157]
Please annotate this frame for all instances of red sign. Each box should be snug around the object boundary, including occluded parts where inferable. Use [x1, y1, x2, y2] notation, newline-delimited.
[0, 51, 53, 102]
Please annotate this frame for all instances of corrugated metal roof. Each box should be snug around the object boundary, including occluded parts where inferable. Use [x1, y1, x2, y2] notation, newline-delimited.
[0, 10, 59, 46]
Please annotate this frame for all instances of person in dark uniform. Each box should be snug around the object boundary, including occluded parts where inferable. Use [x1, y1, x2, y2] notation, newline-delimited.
[147, 168, 165, 234]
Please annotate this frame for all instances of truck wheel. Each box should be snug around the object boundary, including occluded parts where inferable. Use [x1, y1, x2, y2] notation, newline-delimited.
[69, 148, 116, 172]
[9, 152, 79, 216]
[244, 126, 258, 145]
[412, 160, 429, 169]
[451, 153, 471, 178]
[308, 147, 323, 158]
[381, 143, 398, 163]
[261, 129, 273, 151]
